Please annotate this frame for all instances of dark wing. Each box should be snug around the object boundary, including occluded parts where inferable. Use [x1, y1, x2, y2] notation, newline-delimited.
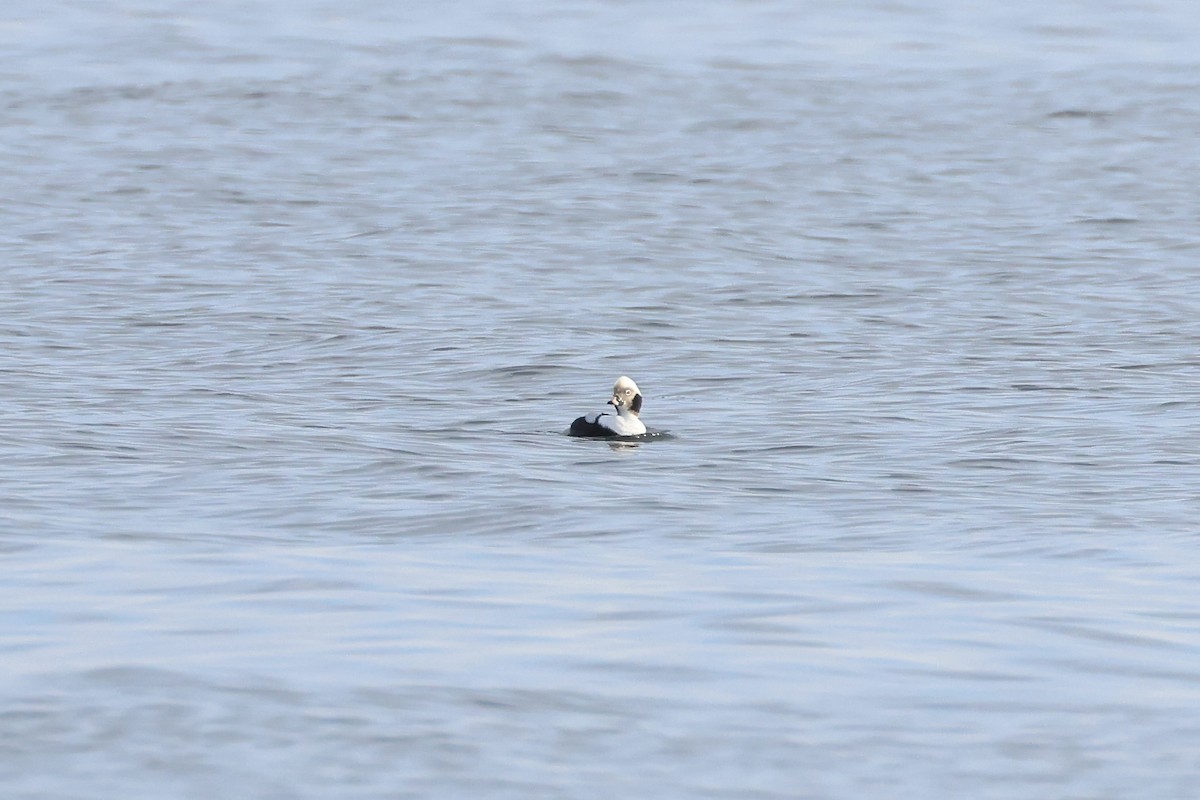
[569, 412, 618, 437]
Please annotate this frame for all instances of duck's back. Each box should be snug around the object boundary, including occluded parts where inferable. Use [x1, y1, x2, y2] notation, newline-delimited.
[569, 411, 645, 438]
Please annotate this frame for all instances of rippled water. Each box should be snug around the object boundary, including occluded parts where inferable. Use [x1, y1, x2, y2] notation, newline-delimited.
[4, 1, 1200, 797]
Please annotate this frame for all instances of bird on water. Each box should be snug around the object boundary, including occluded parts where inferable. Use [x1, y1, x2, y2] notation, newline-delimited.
[568, 376, 647, 438]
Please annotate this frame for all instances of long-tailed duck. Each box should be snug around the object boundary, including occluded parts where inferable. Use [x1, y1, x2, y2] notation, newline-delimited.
[569, 376, 648, 438]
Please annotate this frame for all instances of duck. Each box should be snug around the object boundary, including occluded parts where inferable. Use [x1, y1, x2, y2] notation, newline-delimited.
[569, 376, 647, 438]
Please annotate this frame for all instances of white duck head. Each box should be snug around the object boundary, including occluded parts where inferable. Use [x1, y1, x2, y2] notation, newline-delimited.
[608, 376, 643, 417]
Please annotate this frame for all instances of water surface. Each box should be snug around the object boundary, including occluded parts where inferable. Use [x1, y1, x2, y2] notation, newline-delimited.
[3, 1, 1200, 797]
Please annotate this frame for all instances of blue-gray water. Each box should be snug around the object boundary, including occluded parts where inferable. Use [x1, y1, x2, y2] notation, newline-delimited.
[4, 1, 1200, 797]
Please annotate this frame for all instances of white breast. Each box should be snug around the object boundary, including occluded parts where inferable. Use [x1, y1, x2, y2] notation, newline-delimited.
[600, 412, 646, 437]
